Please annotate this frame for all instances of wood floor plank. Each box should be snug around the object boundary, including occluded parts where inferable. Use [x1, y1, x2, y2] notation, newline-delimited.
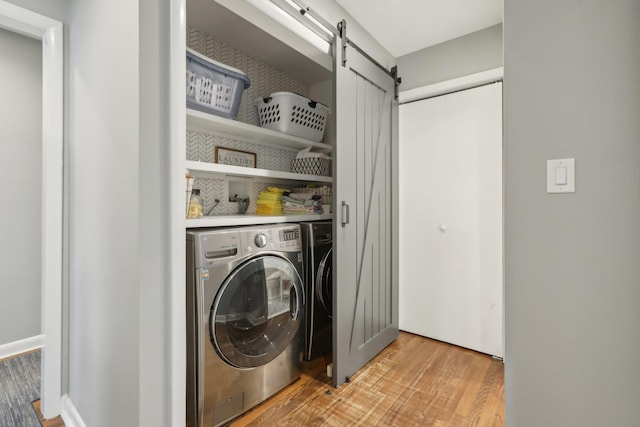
[491, 365, 506, 427]
[464, 357, 504, 426]
[455, 353, 493, 417]
[230, 332, 504, 427]
[32, 400, 65, 427]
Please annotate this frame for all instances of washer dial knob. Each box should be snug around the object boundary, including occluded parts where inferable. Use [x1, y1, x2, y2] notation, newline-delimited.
[254, 233, 268, 248]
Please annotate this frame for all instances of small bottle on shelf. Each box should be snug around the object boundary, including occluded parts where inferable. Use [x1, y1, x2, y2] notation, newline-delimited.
[187, 188, 204, 218]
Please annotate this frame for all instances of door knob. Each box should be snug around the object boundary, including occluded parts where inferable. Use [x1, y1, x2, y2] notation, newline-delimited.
[438, 225, 447, 233]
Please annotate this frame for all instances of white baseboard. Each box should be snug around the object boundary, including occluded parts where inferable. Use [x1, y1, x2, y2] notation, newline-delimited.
[0, 335, 43, 360]
[61, 395, 87, 427]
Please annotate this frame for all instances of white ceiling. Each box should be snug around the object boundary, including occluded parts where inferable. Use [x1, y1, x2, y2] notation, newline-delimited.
[336, 0, 503, 57]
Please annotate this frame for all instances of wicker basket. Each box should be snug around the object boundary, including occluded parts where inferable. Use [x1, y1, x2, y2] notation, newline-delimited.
[292, 158, 331, 177]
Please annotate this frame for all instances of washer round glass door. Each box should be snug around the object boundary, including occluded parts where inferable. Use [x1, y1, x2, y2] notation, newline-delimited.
[316, 247, 333, 317]
[210, 255, 303, 368]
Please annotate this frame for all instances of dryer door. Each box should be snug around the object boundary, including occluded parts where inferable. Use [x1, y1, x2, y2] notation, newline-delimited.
[210, 255, 303, 368]
[316, 247, 333, 318]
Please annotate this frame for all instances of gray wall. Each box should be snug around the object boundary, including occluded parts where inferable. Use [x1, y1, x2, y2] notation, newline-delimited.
[504, 1, 640, 426]
[138, 0, 174, 424]
[3, 0, 67, 22]
[313, 0, 395, 69]
[65, 0, 176, 424]
[66, 0, 141, 424]
[1, 0, 175, 424]
[397, 24, 503, 91]
[0, 28, 42, 345]
[5, 0, 70, 403]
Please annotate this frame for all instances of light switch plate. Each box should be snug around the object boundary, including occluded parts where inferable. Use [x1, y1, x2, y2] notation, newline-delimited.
[547, 158, 575, 193]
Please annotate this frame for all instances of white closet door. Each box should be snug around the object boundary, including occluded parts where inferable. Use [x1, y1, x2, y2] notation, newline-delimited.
[399, 82, 503, 358]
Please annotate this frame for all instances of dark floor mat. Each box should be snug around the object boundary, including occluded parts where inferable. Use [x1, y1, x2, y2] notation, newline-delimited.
[0, 350, 41, 427]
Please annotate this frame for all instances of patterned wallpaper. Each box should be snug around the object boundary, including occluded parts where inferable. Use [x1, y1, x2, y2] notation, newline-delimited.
[186, 26, 316, 216]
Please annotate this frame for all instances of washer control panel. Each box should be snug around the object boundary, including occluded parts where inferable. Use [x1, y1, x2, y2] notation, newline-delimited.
[277, 227, 301, 251]
[240, 224, 301, 255]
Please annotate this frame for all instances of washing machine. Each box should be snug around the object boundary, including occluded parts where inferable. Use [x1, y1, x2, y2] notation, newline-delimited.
[300, 221, 333, 361]
[186, 224, 305, 427]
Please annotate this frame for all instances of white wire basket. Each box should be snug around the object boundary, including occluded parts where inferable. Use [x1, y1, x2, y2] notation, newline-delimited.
[291, 185, 333, 205]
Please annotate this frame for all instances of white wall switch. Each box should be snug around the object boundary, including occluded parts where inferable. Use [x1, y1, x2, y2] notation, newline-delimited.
[547, 158, 575, 193]
[555, 166, 567, 185]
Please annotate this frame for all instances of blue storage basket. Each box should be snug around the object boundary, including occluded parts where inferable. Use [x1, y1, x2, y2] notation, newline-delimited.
[186, 48, 250, 119]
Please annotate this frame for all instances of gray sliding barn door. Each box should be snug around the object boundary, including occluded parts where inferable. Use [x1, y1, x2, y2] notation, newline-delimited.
[333, 43, 399, 387]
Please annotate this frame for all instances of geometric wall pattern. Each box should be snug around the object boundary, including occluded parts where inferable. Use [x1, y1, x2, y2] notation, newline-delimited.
[193, 177, 272, 216]
[187, 26, 310, 125]
[186, 26, 313, 215]
[186, 131, 297, 172]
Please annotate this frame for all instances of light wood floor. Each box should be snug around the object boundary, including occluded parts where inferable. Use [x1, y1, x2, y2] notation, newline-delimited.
[33, 400, 65, 427]
[31, 332, 504, 426]
[231, 331, 504, 426]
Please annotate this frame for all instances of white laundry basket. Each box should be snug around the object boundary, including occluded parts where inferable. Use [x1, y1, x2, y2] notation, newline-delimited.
[255, 92, 330, 142]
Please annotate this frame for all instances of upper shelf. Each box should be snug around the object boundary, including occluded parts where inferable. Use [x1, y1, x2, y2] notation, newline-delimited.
[186, 0, 333, 86]
[187, 108, 333, 153]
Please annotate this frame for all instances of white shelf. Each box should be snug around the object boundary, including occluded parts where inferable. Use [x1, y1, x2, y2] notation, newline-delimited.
[186, 213, 333, 228]
[187, 109, 332, 153]
[186, 160, 332, 184]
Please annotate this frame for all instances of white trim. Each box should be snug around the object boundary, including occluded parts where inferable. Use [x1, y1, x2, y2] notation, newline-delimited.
[399, 67, 504, 104]
[60, 395, 87, 427]
[246, 0, 331, 54]
[170, 0, 187, 426]
[41, 19, 64, 420]
[0, 1, 64, 420]
[0, 335, 43, 360]
[0, 2, 53, 38]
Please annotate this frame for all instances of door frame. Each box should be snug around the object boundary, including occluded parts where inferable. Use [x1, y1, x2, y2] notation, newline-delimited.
[0, 1, 64, 418]
[399, 67, 504, 103]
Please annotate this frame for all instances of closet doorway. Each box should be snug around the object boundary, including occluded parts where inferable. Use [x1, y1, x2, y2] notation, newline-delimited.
[0, 1, 64, 418]
[399, 76, 503, 358]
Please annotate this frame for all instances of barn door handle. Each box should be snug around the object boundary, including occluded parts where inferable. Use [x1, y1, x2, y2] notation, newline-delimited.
[341, 201, 350, 228]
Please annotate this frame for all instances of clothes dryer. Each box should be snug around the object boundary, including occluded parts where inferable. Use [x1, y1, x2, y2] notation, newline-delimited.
[300, 221, 333, 361]
[186, 224, 304, 427]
